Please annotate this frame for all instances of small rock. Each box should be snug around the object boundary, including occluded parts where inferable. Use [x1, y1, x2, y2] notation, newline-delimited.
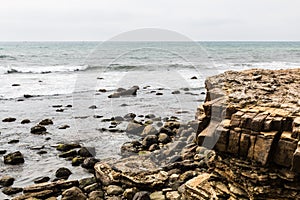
[0, 176, 15, 187]
[156, 92, 163, 95]
[166, 191, 180, 200]
[81, 157, 99, 170]
[39, 119, 53, 126]
[72, 156, 85, 166]
[142, 135, 158, 148]
[123, 188, 138, 200]
[124, 113, 136, 120]
[98, 89, 107, 92]
[126, 122, 145, 134]
[8, 139, 19, 144]
[59, 150, 77, 158]
[89, 190, 104, 200]
[4, 151, 24, 165]
[133, 191, 150, 200]
[142, 125, 158, 136]
[24, 94, 33, 98]
[89, 105, 97, 109]
[12, 83, 20, 86]
[37, 150, 48, 155]
[145, 114, 156, 119]
[79, 177, 96, 189]
[0, 150, 7, 154]
[55, 167, 72, 179]
[61, 186, 87, 200]
[52, 105, 63, 108]
[191, 76, 197, 79]
[106, 185, 124, 195]
[150, 191, 165, 200]
[158, 133, 171, 144]
[30, 125, 47, 134]
[56, 143, 81, 151]
[171, 90, 180, 94]
[21, 119, 31, 124]
[149, 144, 159, 151]
[84, 183, 100, 193]
[2, 187, 23, 195]
[33, 176, 50, 184]
[78, 147, 94, 157]
[2, 117, 16, 122]
[59, 125, 70, 129]
[56, 109, 64, 112]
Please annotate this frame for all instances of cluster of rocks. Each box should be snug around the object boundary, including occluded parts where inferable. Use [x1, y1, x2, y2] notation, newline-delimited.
[190, 68, 300, 199]
[5, 68, 300, 200]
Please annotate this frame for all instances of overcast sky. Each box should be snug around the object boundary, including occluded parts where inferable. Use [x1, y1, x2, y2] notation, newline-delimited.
[0, 0, 299, 41]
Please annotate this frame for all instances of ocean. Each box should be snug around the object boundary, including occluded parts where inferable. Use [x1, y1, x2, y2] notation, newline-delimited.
[0, 41, 300, 193]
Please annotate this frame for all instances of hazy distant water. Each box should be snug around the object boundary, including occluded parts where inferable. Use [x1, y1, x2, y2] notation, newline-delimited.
[0, 41, 299, 194]
[0, 41, 299, 99]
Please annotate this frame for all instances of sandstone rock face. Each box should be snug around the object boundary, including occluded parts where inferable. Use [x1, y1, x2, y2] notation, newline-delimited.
[192, 68, 300, 199]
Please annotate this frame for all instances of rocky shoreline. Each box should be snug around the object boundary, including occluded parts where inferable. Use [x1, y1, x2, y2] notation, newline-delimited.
[1, 68, 300, 199]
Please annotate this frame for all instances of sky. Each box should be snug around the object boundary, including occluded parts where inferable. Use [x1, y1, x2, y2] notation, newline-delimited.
[0, 0, 300, 41]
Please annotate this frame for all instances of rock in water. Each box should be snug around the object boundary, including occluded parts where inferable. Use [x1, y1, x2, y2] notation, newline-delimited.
[4, 151, 24, 165]
[126, 122, 145, 134]
[0, 176, 15, 187]
[141, 125, 158, 136]
[61, 186, 87, 200]
[55, 167, 72, 179]
[2, 117, 16, 122]
[30, 125, 47, 134]
[108, 86, 139, 98]
[39, 119, 53, 125]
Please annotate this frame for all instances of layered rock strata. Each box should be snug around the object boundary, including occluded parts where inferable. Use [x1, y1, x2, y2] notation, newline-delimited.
[189, 68, 300, 199]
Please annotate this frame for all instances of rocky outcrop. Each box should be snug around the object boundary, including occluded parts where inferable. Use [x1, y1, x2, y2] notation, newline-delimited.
[190, 68, 300, 199]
